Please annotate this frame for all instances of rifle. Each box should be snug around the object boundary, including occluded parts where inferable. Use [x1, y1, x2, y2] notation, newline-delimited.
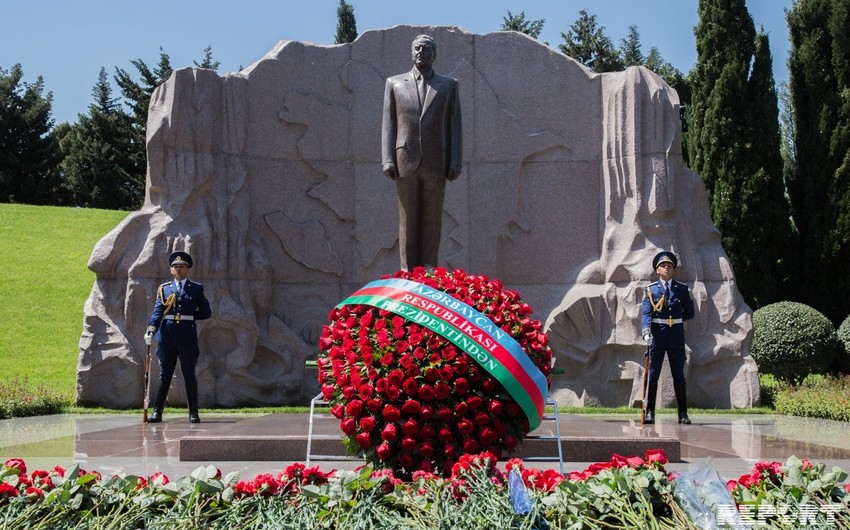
[641, 344, 650, 425]
[143, 343, 152, 423]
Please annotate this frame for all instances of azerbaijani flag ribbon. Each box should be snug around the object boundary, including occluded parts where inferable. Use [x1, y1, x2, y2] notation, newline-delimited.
[337, 278, 549, 430]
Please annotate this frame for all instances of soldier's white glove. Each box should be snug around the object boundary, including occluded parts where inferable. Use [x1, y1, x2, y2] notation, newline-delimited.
[642, 332, 653, 345]
[144, 331, 153, 345]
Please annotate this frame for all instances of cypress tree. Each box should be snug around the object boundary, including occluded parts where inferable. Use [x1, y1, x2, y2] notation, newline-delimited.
[786, 0, 850, 322]
[334, 0, 357, 44]
[686, 0, 793, 308]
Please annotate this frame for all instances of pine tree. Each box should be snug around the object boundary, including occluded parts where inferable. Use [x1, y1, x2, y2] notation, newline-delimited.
[0, 64, 62, 204]
[559, 9, 624, 72]
[686, 0, 794, 308]
[501, 11, 545, 39]
[335, 0, 357, 44]
[620, 25, 644, 66]
[786, 0, 850, 321]
[194, 46, 221, 71]
[59, 68, 141, 209]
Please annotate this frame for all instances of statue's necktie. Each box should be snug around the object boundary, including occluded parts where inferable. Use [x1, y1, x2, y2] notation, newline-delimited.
[418, 76, 427, 109]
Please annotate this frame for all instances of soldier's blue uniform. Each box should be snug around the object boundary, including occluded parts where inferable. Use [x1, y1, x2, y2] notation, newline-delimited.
[640, 251, 694, 424]
[145, 252, 211, 423]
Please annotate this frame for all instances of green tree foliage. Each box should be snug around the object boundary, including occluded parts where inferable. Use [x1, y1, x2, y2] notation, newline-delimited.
[686, 0, 794, 308]
[113, 48, 174, 209]
[559, 9, 624, 72]
[59, 68, 141, 210]
[620, 25, 644, 66]
[194, 45, 221, 71]
[0, 64, 62, 205]
[501, 10, 545, 39]
[786, 0, 850, 322]
[334, 0, 358, 44]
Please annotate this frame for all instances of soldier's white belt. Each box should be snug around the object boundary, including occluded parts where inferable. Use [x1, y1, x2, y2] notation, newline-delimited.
[652, 318, 682, 325]
[164, 314, 194, 321]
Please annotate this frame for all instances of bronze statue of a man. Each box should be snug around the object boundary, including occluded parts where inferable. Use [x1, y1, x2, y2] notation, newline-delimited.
[381, 34, 462, 271]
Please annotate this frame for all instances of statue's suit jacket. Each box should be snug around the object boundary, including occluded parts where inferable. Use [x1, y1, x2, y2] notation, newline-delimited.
[381, 67, 462, 269]
[381, 68, 462, 179]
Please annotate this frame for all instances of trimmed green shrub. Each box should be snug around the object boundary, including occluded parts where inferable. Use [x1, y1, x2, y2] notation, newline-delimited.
[835, 315, 850, 373]
[758, 373, 785, 408]
[751, 301, 839, 382]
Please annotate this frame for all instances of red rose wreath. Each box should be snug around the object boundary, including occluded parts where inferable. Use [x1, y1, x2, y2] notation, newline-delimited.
[317, 267, 553, 476]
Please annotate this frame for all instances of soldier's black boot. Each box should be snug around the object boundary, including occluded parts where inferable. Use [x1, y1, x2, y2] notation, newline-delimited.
[147, 384, 169, 423]
[675, 380, 691, 424]
[644, 381, 658, 424]
[186, 381, 201, 424]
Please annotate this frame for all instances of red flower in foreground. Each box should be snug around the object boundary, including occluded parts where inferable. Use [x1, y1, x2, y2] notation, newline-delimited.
[319, 267, 552, 476]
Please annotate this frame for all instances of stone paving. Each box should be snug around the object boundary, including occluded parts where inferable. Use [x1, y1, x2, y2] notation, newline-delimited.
[2, 413, 850, 482]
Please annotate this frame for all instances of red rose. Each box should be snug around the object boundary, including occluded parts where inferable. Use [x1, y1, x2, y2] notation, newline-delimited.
[385, 386, 401, 400]
[418, 424, 436, 440]
[487, 399, 503, 416]
[381, 423, 398, 443]
[377, 442, 391, 460]
[433, 382, 451, 400]
[479, 427, 496, 447]
[462, 438, 479, 453]
[360, 416, 376, 433]
[366, 398, 383, 413]
[382, 405, 401, 422]
[401, 419, 420, 437]
[398, 453, 414, 470]
[5, 459, 26, 475]
[417, 385, 435, 401]
[473, 411, 490, 426]
[504, 435, 519, 451]
[358, 385, 374, 400]
[340, 418, 356, 435]
[387, 369, 405, 387]
[438, 428, 453, 441]
[346, 400, 363, 418]
[401, 437, 417, 451]
[330, 404, 344, 419]
[419, 441, 435, 458]
[437, 407, 454, 422]
[402, 378, 419, 396]
[457, 418, 474, 436]
[401, 399, 421, 415]
[342, 386, 357, 401]
[466, 396, 483, 410]
[419, 404, 435, 421]
[356, 432, 372, 449]
[453, 378, 469, 395]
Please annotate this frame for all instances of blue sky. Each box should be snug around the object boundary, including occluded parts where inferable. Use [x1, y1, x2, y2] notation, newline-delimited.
[2, 0, 793, 125]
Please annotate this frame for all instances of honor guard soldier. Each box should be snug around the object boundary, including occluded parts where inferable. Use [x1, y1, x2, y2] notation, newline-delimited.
[144, 251, 212, 423]
[640, 251, 695, 424]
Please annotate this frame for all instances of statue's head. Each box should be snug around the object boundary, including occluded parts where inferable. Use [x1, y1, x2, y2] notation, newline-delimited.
[411, 34, 436, 70]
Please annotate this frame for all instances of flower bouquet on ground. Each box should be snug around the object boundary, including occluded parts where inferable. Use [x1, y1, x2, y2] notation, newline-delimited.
[317, 267, 553, 476]
[725, 456, 850, 529]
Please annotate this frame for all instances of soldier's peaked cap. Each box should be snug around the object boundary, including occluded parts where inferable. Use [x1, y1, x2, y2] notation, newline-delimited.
[652, 251, 677, 269]
[169, 251, 193, 268]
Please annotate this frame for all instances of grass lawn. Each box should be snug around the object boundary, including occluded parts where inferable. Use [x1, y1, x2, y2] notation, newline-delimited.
[0, 203, 128, 398]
